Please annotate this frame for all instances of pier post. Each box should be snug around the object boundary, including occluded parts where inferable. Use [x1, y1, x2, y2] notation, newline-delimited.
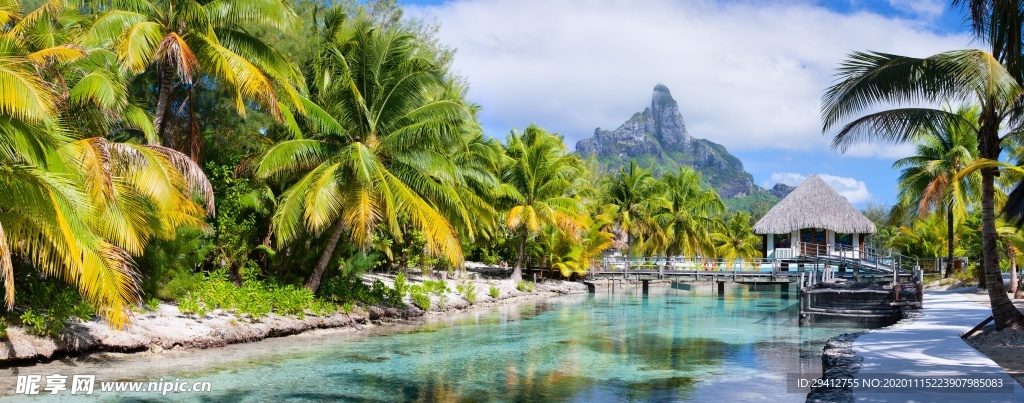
[642, 279, 649, 295]
[780, 282, 789, 293]
[717, 281, 725, 296]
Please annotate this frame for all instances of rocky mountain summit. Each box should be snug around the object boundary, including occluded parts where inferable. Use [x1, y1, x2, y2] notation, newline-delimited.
[575, 85, 757, 198]
[769, 183, 795, 199]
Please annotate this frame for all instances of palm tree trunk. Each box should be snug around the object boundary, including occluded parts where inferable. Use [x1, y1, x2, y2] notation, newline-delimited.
[512, 227, 527, 283]
[1010, 245, 1019, 296]
[154, 64, 175, 148]
[305, 219, 346, 292]
[981, 166, 1024, 329]
[625, 233, 632, 272]
[946, 209, 954, 278]
[1017, 273, 1024, 300]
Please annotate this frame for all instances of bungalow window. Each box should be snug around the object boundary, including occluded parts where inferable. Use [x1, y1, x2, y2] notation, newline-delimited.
[837, 233, 853, 247]
[774, 233, 791, 248]
[801, 228, 825, 243]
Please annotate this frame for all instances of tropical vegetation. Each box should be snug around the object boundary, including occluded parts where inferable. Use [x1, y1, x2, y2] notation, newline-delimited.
[7, 0, 1024, 337]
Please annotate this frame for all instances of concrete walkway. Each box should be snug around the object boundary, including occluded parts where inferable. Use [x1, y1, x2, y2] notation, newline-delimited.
[853, 290, 1024, 402]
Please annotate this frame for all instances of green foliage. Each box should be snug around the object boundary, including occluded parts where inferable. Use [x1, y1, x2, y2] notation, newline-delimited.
[489, 285, 501, 299]
[176, 271, 335, 319]
[8, 275, 95, 337]
[139, 227, 211, 300]
[393, 273, 408, 297]
[457, 282, 477, 304]
[516, 281, 536, 292]
[422, 280, 450, 294]
[410, 292, 431, 311]
[319, 276, 402, 307]
[146, 298, 160, 311]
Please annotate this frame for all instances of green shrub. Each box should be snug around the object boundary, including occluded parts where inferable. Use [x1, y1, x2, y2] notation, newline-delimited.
[8, 274, 94, 337]
[458, 282, 477, 304]
[422, 279, 449, 294]
[489, 285, 500, 299]
[516, 281, 536, 292]
[146, 298, 161, 311]
[393, 273, 408, 296]
[320, 275, 402, 307]
[174, 270, 336, 319]
[411, 292, 431, 310]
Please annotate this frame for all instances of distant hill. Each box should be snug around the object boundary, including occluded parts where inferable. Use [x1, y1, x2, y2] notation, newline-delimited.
[768, 183, 795, 199]
[576, 85, 758, 198]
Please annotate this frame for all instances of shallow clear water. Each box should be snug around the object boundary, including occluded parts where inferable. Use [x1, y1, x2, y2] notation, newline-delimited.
[5, 284, 880, 402]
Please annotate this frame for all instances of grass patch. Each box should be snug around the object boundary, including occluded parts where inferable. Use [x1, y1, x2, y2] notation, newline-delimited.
[516, 281, 536, 292]
[176, 270, 336, 319]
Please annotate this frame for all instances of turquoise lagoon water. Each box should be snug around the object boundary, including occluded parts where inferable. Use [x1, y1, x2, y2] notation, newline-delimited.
[6, 284, 878, 402]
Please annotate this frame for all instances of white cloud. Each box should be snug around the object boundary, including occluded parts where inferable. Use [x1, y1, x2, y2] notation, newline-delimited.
[888, 0, 946, 19]
[766, 172, 873, 203]
[408, 0, 970, 158]
[766, 172, 807, 188]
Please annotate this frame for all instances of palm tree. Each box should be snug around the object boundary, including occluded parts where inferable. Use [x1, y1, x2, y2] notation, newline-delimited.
[656, 167, 725, 269]
[603, 161, 668, 270]
[710, 212, 761, 267]
[0, 2, 141, 326]
[892, 213, 948, 259]
[891, 105, 980, 278]
[502, 125, 585, 282]
[821, 49, 1024, 329]
[82, 0, 304, 161]
[255, 12, 475, 291]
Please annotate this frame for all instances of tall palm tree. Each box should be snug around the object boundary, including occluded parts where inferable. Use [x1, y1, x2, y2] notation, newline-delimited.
[891, 105, 980, 278]
[710, 212, 761, 267]
[502, 125, 585, 282]
[656, 167, 725, 268]
[603, 161, 668, 269]
[255, 12, 475, 291]
[821, 49, 1024, 329]
[82, 0, 304, 161]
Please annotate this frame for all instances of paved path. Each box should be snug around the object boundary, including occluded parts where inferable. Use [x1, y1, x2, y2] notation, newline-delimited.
[853, 290, 1024, 402]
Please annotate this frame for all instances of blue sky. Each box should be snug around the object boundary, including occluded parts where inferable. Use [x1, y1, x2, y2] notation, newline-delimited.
[402, 0, 978, 208]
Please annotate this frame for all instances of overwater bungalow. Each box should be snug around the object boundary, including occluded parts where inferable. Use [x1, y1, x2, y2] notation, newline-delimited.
[753, 175, 876, 260]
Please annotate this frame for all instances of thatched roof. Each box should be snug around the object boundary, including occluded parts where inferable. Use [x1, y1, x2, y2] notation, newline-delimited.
[753, 175, 876, 235]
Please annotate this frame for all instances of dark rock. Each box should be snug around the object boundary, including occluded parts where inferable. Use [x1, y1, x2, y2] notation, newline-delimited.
[575, 84, 757, 198]
[769, 183, 795, 199]
[806, 332, 864, 403]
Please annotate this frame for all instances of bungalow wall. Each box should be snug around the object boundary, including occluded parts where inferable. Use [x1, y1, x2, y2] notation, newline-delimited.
[763, 229, 865, 259]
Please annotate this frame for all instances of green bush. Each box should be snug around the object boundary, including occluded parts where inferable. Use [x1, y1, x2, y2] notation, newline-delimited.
[319, 276, 402, 307]
[457, 282, 477, 304]
[7, 274, 94, 337]
[516, 281, 536, 293]
[411, 292, 431, 310]
[422, 279, 449, 294]
[175, 270, 336, 319]
[393, 273, 408, 296]
[139, 226, 211, 300]
[489, 285, 500, 299]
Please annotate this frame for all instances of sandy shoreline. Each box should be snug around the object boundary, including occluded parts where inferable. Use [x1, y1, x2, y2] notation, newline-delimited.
[0, 276, 587, 367]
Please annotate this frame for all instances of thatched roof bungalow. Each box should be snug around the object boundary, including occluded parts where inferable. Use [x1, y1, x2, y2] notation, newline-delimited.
[753, 175, 875, 259]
